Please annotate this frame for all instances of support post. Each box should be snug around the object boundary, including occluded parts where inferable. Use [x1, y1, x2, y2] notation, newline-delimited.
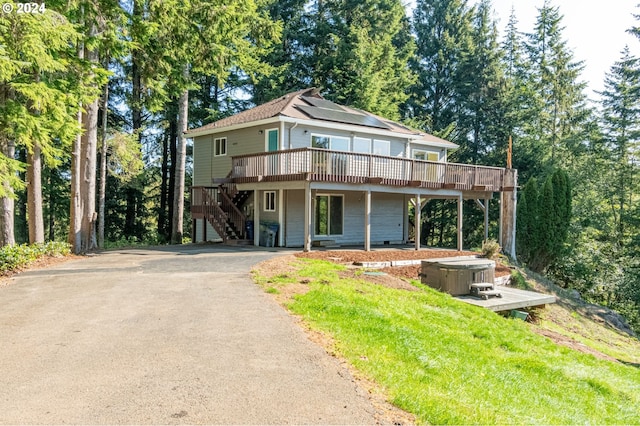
[278, 189, 284, 247]
[457, 194, 463, 251]
[202, 218, 206, 242]
[501, 170, 518, 259]
[253, 190, 260, 247]
[304, 184, 312, 252]
[499, 191, 504, 247]
[364, 190, 371, 251]
[484, 198, 489, 241]
[415, 194, 421, 250]
[403, 195, 409, 243]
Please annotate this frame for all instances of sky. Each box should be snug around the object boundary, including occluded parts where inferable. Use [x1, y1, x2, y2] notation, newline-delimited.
[489, 0, 639, 98]
[406, 0, 640, 99]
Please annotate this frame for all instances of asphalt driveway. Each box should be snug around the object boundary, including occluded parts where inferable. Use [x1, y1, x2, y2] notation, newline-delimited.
[0, 245, 379, 424]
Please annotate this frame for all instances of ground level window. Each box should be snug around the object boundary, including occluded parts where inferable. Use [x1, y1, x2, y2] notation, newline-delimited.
[264, 191, 276, 212]
[315, 195, 343, 236]
[214, 137, 227, 156]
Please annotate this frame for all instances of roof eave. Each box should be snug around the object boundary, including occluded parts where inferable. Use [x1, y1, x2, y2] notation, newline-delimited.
[185, 117, 282, 138]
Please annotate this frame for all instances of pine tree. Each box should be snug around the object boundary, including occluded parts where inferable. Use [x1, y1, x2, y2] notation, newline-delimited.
[599, 46, 640, 247]
[405, 0, 474, 135]
[523, 1, 588, 174]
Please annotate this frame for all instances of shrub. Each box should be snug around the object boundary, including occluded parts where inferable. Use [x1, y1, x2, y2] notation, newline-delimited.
[481, 238, 501, 259]
[0, 242, 71, 274]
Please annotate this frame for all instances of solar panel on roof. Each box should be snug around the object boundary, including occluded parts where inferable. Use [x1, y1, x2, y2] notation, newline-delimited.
[301, 96, 346, 111]
[296, 105, 392, 130]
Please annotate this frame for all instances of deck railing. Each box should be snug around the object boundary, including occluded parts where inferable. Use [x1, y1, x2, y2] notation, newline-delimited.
[231, 148, 515, 192]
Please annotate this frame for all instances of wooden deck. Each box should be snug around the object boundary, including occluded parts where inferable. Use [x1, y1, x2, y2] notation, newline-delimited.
[456, 286, 556, 312]
[229, 148, 516, 193]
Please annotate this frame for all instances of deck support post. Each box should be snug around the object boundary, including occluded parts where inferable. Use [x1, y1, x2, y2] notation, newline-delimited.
[484, 198, 490, 241]
[457, 193, 463, 251]
[499, 191, 504, 248]
[304, 184, 312, 252]
[202, 218, 206, 242]
[403, 195, 409, 243]
[415, 194, 421, 250]
[474, 199, 490, 242]
[364, 190, 371, 251]
[278, 189, 284, 247]
[253, 190, 260, 247]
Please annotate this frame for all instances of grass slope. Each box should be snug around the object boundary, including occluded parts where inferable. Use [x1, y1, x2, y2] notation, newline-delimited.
[255, 258, 640, 425]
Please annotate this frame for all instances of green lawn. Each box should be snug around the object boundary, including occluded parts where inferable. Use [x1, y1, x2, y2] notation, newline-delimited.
[255, 258, 640, 425]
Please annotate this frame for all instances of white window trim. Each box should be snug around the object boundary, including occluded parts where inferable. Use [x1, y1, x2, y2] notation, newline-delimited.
[265, 128, 279, 151]
[214, 137, 227, 157]
[314, 193, 344, 237]
[310, 133, 332, 149]
[264, 191, 276, 212]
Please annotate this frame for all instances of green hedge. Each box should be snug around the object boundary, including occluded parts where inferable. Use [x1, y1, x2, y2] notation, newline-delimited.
[0, 242, 71, 274]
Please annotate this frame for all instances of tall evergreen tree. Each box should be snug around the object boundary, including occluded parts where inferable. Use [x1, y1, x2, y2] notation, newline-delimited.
[255, 0, 414, 119]
[405, 0, 474, 136]
[599, 46, 640, 247]
[522, 1, 588, 176]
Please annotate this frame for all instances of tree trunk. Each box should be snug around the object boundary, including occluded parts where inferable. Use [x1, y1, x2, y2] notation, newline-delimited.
[0, 137, 16, 247]
[98, 78, 109, 248]
[126, 0, 144, 239]
[171, 80, 189, 244]
[158, 131, 169, 239]
[69, 9, 84, 251]
[47, 167, 55, 241]
[167, 112, 177, 240]
[70, 20, 99, 253]
[26, 143, 45, 243]
[80, 96, 99, 251]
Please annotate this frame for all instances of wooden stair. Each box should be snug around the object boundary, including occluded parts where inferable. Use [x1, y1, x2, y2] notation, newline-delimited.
[199, 179, 250, 243]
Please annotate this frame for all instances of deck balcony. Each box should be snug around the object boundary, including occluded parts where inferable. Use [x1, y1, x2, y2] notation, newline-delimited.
[228, 147, 516, 193]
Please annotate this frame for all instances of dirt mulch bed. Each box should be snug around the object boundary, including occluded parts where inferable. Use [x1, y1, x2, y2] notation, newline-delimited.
[296, 248, 477, 264]
[295, 249, 511, 281]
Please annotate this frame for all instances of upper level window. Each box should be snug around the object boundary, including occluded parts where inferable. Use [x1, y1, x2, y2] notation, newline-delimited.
[311, 134, 330, 149]
[413, 149, 439, 162]
[332, 136, 350, 151]
[214, 137, 227, 156]
[373, 139, 390, 156]
[353, 137, 371, 153]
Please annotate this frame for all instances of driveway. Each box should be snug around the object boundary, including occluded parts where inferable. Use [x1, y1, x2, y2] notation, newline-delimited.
[0, 245, 379, 424]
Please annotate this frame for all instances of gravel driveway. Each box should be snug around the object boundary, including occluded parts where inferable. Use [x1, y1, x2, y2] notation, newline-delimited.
[0, 245, 379, 424]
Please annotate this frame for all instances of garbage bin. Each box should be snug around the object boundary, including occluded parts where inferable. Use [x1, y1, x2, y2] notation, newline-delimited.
[245, 220, 254, 240]
[266, 223, 280, 247]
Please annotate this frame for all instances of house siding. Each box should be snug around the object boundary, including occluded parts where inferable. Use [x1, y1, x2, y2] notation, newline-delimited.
[283, 189, 404, 247]
[194, 125, 283, 183]
[285, 190, 305, 247]
[192, 136, 213, 186]
[193, 219, 222, 242]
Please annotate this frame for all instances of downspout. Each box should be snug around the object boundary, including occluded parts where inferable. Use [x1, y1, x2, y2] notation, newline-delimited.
[288, 122, 298, 150]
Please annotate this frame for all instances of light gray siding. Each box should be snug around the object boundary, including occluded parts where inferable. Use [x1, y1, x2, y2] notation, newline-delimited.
[192, 136, 213, 186]
[283, 189, 404, 247]
[193, 125, 282, 184]
[285, 189, 305, 247]
[193, 218, 222, 242]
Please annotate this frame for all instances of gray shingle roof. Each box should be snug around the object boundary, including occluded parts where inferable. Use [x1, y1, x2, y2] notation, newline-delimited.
[186, 88, 458, 148]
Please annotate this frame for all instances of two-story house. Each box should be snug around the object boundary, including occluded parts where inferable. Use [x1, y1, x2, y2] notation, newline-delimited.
[187, 88, 517, 254]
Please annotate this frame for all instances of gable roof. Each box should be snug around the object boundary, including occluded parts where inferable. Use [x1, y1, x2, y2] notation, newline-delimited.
[186, 88, 458, 149]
